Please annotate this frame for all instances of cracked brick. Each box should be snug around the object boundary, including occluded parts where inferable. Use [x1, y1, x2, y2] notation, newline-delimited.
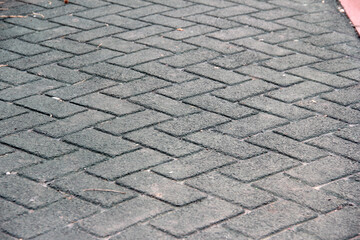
[312, 57, 360, 73]
[211, 50, 270, 69]
[304, 32, 355, 47]
[233, 38, 292, 56]
[255, 28, 309, 44]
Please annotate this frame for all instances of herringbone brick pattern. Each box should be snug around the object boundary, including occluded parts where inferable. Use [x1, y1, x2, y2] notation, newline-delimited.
[0, 0, 359, 239]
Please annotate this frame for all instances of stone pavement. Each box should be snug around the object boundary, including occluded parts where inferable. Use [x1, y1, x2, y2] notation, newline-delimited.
[0, 0, 359, 239]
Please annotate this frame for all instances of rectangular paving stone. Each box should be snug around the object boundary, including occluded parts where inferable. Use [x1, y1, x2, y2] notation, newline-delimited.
[211, 50, 270, 69]
[20, 26, 79, 43]
[159, 49, 220, 68]
[38, 4, 86, 19]
[79, 196, 172, 237]
[150, 197, 243, 237]
[152, 150, 236, 180]
[2, 198, 98, 239]
[137, 36, 196, 53]
[275, 115, 346, 141]
[15, 95, 86, 119]
[46, 77, 117, 100]
[185, 130, 265, 159]
[102, 77, 170, 98]
[32, 226, 98, 240]
[0, 49, 21, 64]
[90, 37, 146, 53]
[0, 149, 41, 175]
[51, 172, 136, 208]
[96, 14, 148, 29]
[220, 152, 299, 182]
[0, 101, 27, 120]
[118, 171, 206, 206]
[255, 28, 309, 44]
[162, 25, 218, 40]
[322, 175, 359, 204]
[185, 225, 250, 240]
[251, 8, 302, 20]
[129, 93, 199, 117]
[141, 14, 194, 28]
[304, 32, 355, 47]
[184, 94, 256, 119]
[146, 0, 192, 8]
[0, 26, 34, 41]
[230, 15, 285, 32]
[51, 15, 103, 30]
[213, 79, 277, 102]
[71, 93, 143, 116]
[208, 26, 263, 41]
[184, 35, 244, 54]
[163, 4, 214, 17]
[87, 148, 172, 180]
[184, 14, 239, 29]
[296, 98, 360, 124]
[186, 63, 249, 85]
[311, 57, 360, 73]
[75, 4, 129, 18]
[0, 143, 14, 155]
[67, 26, 125, 42]
[115, 25, 172, 41]
[321, 86, 360, 106]
[0, 39, 50, 56]
[119, 4, 171, 18]
[125, 128, 202, 157]
[5, 17, 59, 30]
[247, 132, 327, 162]
[335, 125, 360, 143]
[109, 225, 174, 240]
[96, 110, 171, 135]
[266, 229, 321, 240]
[262, 53, 320, 71]
[241, 95, 314, 120]
[266, 81, 332, 103]
[107, 0, 151, 7]
[255, 174, 345, 213]
[19, 149, 105, 182]
[233, 38, 292, 56]
[207, 5, 257, 17]
[0, 175, 63, 209]
[0, 66, 39, 85]
[63, 128, 139, 157]
[186, 172, 275, 209]
[225, 200, 316, 239]
[275, 18, 329, 34]
[217, 113, 287, 138]
[40, 38, 97, 55]
[0, 198, 27, 222]
[307, 135, 359, 161]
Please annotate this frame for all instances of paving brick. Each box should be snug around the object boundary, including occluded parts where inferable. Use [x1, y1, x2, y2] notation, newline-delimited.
[255, 28, 309, 44]
[163, 4, 214, 18]
[312, 57, 360, 73]
[0, 39, 49, 56]
[211, 50, 270, 69]
[46, 77, 117, 100]
[7, 50, 72, 70]
[125, 128, 201, 157]
[0, 26, 33, 41]
[208, 26, 263, 41]
[72, 93, 143, 116]
[0, 49, 21, 64]
[185, 130, 265, 159]
[134, 62, 196, 83]
[328, 43, 360, 58]
[5, 16, 59, 31]
[186, 172, 274, 209]
[0, 175, 64, 209]
[262, 53, 320, 71]
[129, 93, 199, 117]
[162, 25, 217, 40]
[251, 8, 300, 20]
[266, 229, 322, 240]
[146, 0, 192, 8]
[230, 15, 286, 32]
[184, 35, 243, 54]
[137, 36, 196, 53]
[307, 135, 360, 161]
[185, 225, 250, 240]
[321, 86, 360, 106]
[0, 198, 27, 222]
[0, 151, 42, 175]
[275, 18, 329, 34]
[118, 171, 205, 206]
[0, 101, 27, 120]
[40, 38, 97, 54]
[0, 112, 53, 137]
[233, 0, 276, 9]
[184, 14, 240, 29]
[51, 15, 103, 30]
[119, 4, 171, 18]
[287, 66, 356, 88]
[213, 79, 276, 102]
[207, 5, 257, 17]
[186, 0, 235, 7]
[275, 115, 346, 141]
[141, 14, 194, 28]
[298, 207, 359, 240]
[108, 48, 171, 67]
[110, 225, 175, 240]
[217, 113, 287, 138]
[225, 200, 316, 239]
[67, 26, 125, 42]
[0, 67, 39, 85]
[151, 197, 243, 237]
[304, 32, 355, 47]
[0, 144, 14, 155]
[91, 37, 146, 53]
[296, 98, 360, 124]
[60, 49, 121, 69]
[63, 128, 139, 157]
[335, 125, 360, 143]
[322, 175, 359, 204]
[66, 0, 108, 8]
[220, 152, 299, 182]
[38, 4, 86, 19]
[21, 26, 79, 43]
[96, 14, 148, 30]
[74, 5, 129, 19]
[19, 149, 105, 182]
[2, 198, 98, 239]
[87, 148, 171, 180]
[186, 63, 249, 85]
[32, 226, 98, 240]
[152, 150, 236, 180]
[247, 132, 327, 162]
[115, 25, 172, 41]
[78, 196, 171, 237]
[233, 38, 292, 56]
[107, 0, 151, 8]
[160, 48, 220, 68]
[338, 69, 360, 82]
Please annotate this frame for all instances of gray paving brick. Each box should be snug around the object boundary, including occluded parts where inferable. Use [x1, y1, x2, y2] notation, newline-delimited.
[96, 14, 148, 30]
[108, 48, 171, 67]
[125, 128, 201, 157]
[0, 39, 49, 56]
[51, 15, 103, 30]
[110, 225, 175, 240]
[307, 135, 360, 161]
[211, 50, 270, 69]
[72, 93, 143, 116]
[141, 14, 194, 28]
[262, 53, 320, 71]
[162, 25, 217, 40]
[46, 77, 117, 100]
[119, 4, 171, 18]
[151, 197, 243, 237]
[146, 0, 192, 8]
[115, 25, 172, 41]
[217, 113, 287, 138]
[321, 86, 360, 106]
[0, 101, 27, 120]
[32, 226, 98, 240]
[74, 5, 129, 19]
[233, 38, 292, 56]
[0, 175, 64, 209]
[64, 0, 108, 8]
[185, 225, 250, 240]
[79, 196, 171, 237]
[275, 116, 346, 141]
[338, 69, 360, 82]
[208, 5, 257, 17]
[213, 79, 276, 102]
[163, 4, 214, 18]
[138, 36, 196, 53]
[184, 35, 244, 54]
[336, 125, 360, 143]
[184, 14, 239, 29]
[129, 93, 199, 117]
[186, 172, 274, 209]
[226, 200, 316, 239]
[118, 171, 206, 206]
[30, 64, 92, 84]
[255, 28, 309, 44]
[91, 37, 147, 53]
[287, 66, 356, 88]
[107, 0, 151, 8]
[275, 18, 329, 34]
[220, 152, 299, 182]
[312, 57, 360, 73]
[0, 67, 39, 85]
[208, 26, 263, 41]
[5, 17, 59, 31]
[186, 130, 265, 159]
[19, 149, 105, 182]
[298, 207, 359, 240]
[20, 26, 79, 43]
[233, 0, 276, 9]
[296, 98, 360, 124]
[40, 38, 97, 54]
[2, 198, 98, 239]
[38, 4, 86, 19]
[67, 25, 125, 42]
[0, 26, 34, 41]
[152, 150, 236, 180]
[0, 151, 42, 175]
[184, 94, 256, 119]
[87, 148, 171, 180]
[63, 128, 139, 157]
[266, 229, 322, 240]
[134, 62, 196, 83]
[186, 0, 235, 7]
[0, 144, 14, 155]
[247, 132, 327, 162]
[0, 198, 27, 222]
[304, 32, 355, 47]
[230, 15, 285, 32]
[322, 175, 360, 204]
[251, 8, 300, 20]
